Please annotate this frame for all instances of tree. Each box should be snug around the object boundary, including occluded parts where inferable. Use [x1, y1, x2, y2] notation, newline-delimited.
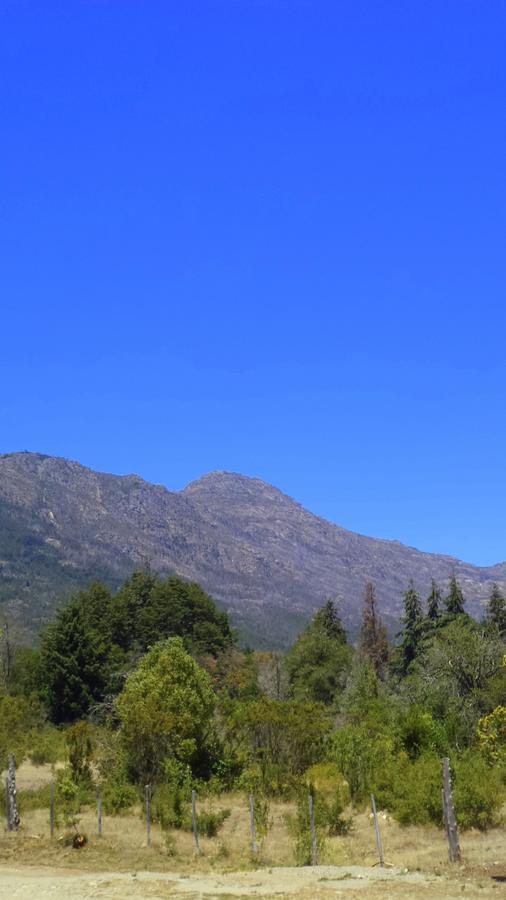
[116, 637, 215, 783]
[444, 575, 466, 618]
[485, 584, 506, 638]
[39, 573, 234, 723]
[409, 618, 504, 745]
[286, 600, 352, 705]
[397, 581, 424, 674]
[111, 572, 233, 657]
[359, 583, 389, 679]
[313, 599, 347, 642]
[426, 580, 442, 623]
[229, 696, 332, 789]
[40, 599, 107, 723]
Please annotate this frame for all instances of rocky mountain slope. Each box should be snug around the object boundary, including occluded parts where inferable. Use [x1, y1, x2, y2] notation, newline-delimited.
[0, 452, 504, 647]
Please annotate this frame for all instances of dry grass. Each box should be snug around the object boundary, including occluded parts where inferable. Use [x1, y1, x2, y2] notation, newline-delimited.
[0, 760, 63, 791]
[1, 791, 505, 886]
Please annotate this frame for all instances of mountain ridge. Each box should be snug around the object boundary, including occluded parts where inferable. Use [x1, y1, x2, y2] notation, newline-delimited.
[0, 451, 503, 648]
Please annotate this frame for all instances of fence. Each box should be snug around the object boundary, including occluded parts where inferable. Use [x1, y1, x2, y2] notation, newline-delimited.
[3, 756, 463, 865]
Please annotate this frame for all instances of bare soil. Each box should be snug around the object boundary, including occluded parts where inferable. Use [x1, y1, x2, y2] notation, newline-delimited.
[0, 863, 504, 899]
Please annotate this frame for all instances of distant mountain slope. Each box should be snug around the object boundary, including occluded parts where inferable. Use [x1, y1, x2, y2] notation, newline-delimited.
[0, 452, 503, 648]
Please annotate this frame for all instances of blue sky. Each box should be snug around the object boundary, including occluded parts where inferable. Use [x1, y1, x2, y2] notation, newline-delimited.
[1, 1, 506, 566]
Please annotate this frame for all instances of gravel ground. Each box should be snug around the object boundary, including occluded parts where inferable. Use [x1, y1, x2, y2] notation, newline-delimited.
[0, 864, 502, 900]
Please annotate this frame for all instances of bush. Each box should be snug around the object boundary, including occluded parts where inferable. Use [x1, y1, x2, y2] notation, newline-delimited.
[303, 764, 351, 835]
[196, 807, 231, 837]
[287, 791, 326, 867]
[101, 778, 138, 815]
[332, 725, 395, 803]
[65, 721, 94, 783]
[370, 749, 505, 831]
[477, 706, 506, 766]
[152, 783, 186, 830]
[376, 752, 442, 826]
[453, 752, 505, 830]
[18, 783, 52, 813]
[27, 726, 64, 766]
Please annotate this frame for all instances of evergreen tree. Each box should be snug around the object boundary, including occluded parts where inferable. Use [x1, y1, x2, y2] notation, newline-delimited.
[359, 582, 389, 679]
[397, 580, 424, 674]
[40, 599, 107, 723]
[286, 599, 352, 705]
[485, 583, 506, 638]
[40, 572, 234, 723]
[426, 579, 442, 622]
[444, 575, 466, 617]
[313, 598, 347, 642]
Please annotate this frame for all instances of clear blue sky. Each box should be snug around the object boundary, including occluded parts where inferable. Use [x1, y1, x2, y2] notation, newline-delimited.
[1, 1, 505, 566]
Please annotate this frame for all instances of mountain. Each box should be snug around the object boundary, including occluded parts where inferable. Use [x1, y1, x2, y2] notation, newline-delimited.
[0, 452, 504, 648]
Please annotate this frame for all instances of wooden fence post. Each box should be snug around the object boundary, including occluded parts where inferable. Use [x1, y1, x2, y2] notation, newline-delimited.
[6, 754, 20, 831]
[49, 782, 55, 838]
[145, 784, 151, 847]
[249, 793, 257, 854]
[308, 794, 318, 865]
[192, 789, 200, 854]
[97, 787, 102, 836]
[370, 794, 385, 867]
[442, 757, 461, 862]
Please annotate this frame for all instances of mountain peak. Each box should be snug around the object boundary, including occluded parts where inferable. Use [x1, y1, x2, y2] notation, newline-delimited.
[0, 451, 502, 648]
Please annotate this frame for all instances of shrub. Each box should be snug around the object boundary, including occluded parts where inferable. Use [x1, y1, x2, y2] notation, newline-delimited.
[453, 752, 504, 830]
[196, 807, 231, 837]
[370, 749, 504, 831]
[332, 725, 395, 803]
[56, 774, 81, 830]
[152, 783, 186, 831]
[287, 789, 327, 866]
[18, 783, 52, 813]
[477, 706, 506, 766]
[303, 764, 351, 835]
[27, 726, 64, 766]
[152, 784, 230, 837]
[101, 777, 138, 815]
[377, 752, 442, 826]
[65, 721, 94, 783]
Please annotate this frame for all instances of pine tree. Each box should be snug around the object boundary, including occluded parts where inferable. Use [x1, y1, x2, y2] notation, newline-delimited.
[359, 582, 389, 679]
[444, 575, 466, 617]
[398, 580, 424, 674]
[426, 579, 442, 622]
[485, 583, 506, 637]
[313, 598, 347, 642]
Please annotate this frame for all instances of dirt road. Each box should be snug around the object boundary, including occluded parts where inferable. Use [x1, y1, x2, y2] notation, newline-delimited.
[0, 864, 502, 899]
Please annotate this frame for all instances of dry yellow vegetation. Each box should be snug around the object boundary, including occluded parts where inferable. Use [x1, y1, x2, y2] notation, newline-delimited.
[0, 787, 505, 898]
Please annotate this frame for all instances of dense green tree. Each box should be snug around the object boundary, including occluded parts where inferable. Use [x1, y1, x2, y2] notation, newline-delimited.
[286, 600, 352, 705]
[313, 599, 347, 642]
[485, 583, 506, 638]
[116, 637, 215, 783]
[359, 582, 389, 679]
[444, 575, 466, 618]
[426, 579, 442, 623]
[396, 581, 424, 674]
[40, 599, 108, 723]
[110, 572, 233, 657]
[39, 572, 233, 723]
